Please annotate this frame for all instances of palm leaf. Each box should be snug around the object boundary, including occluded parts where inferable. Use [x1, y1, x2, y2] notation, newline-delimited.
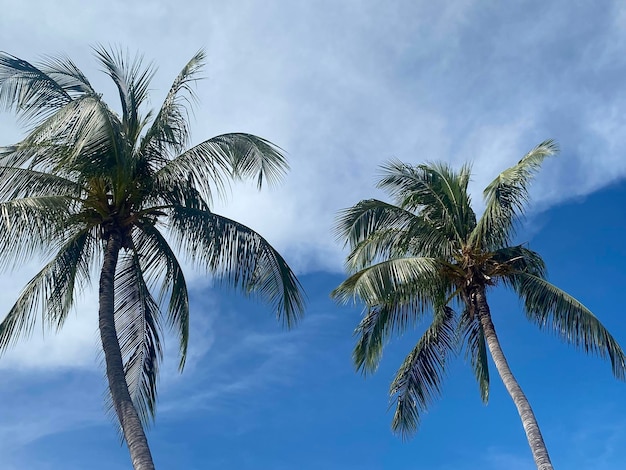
[459, 310, 490, 402]
[150, 166, 211, 212]
[0, 52, 72, 124]
[0, 229, 93, 351]
[491, 244, 546, 280]
[0, 166, 83, 200]
[139, 50, 204, 161]
[389, 303, 457, 437]
[133, 224, 190, 370]
[0, 95, 121, 179]
[353, 294, 436, 375]
[39, 54, 95, 96]
[335, 199, 416, 246]
[113, 249, 163, 426]
[213, 133, 289, 189]
[331, 257, 440, 307]
[0, 195, 78, 270]
[94, 46, 154, 144]
[337, 198, 462, 272]
[155, 133, 288, 205]
[511, 271, 626, 379]
[168, 206, 305, 327]
[377, 160, 475, 244]
[345, 228, 414, 273]
[470, 140, 558, 250]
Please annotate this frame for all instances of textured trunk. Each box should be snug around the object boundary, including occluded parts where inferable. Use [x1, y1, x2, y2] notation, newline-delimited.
[474, 287, 554, 470]
[99, 231, 156, 470]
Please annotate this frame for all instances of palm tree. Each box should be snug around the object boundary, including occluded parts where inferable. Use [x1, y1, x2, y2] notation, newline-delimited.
[332, 140, 625, 470]
[0, 48, 305, 470]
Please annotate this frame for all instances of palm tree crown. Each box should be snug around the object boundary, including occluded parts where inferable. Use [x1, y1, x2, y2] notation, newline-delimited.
[0, 48, 305, 469]
[332, 141, 625, 469]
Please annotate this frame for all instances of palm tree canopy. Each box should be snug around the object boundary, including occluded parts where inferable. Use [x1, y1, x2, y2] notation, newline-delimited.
[0, 47, 305, 426]
[332, 141, 626, 437]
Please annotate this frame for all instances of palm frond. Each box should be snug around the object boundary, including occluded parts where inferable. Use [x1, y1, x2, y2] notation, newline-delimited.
[0, 195, 77, 270]
[331, 257, 441, 307]
[459, 310, 490, 402]
[335, 198, 419, 248]
[155, 133, 288, 205]
[139, 50, 204, 161]
[94, 46, 154, 144]
[511, 272, 626, 379]
[0, 166, 83, 200]
[150, 167, 210, 212]
[168, 206, 305, 327]
[337, 198, 461, 272]
[39, 54, 95, 96]
[0, 230, 93, 351]
[0, 95, 121, 178]
[425, 161, 475, 239]
[491, 244, 546, 280]
[0, 52, 72, 124]
[345, 228, 414, 273]
[377, 160, 476, 244]
[389, 303, 457, 437]
[132, 224, 190, 370]
[353, 295, 435, 375]
[213, 133, 289, 189]
[470, 140, 558, 250]
[353, 305, 393, 375]
[113, 249, 163, 426]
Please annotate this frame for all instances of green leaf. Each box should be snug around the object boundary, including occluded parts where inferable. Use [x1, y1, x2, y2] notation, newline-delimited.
[169, 205, 305, 327]
[512, 272, 626, 379]
[0, 52, 72, 124]
[331, 257, 440, 307]
[389, 303, 457, 438]
[377, 160, 476, 244]
[94, 46, 154, 144]
[335, 199, 417, 249]
[133, 224, 190, 370]
[491, 244, 546, 279]
[470, 140, 558, 250]
[0, 166, 83, 200]
[113, 249, 163, 426]
[0, 195, 77, 270]
[353, 292, 438, 375]
[139, 50, 204, 160]
[0, 230, 93, 351]
[459, 310, 490, 403]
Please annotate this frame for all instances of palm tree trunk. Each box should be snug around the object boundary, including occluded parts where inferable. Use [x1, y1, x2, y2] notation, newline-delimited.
[473, 287, 554, 470]
[99, 230, 156, 470]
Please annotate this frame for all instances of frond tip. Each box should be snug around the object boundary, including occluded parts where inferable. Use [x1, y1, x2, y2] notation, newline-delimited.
[169, 206, 305, 327]
[470, 140, 558, 250]
[512, 272, 626, 379]
[389, 304, 457, 438]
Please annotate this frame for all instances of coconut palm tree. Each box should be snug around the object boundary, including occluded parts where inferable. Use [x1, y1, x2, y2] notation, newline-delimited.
[332, 140, 625, 470]
[0, 48, 305, 470]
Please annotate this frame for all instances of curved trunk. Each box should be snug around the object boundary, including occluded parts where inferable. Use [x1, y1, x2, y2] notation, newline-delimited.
[99, 231, 156, 470]
[474, 287, 553, 470]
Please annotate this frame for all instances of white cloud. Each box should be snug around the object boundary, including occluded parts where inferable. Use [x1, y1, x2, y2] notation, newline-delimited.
[0, 261, 100, 370]
[1, 0, 626, 369]
[0, 370, 106, 463]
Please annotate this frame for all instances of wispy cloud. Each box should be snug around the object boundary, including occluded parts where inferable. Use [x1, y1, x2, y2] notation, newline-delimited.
[1, 4, 625, 469]
[158, 299, 334, 420]
[3, 1, 626, 276]
[0, 370, 107, 467]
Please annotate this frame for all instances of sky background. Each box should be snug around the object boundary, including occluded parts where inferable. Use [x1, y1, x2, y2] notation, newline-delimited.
[1, 1, 626, 469]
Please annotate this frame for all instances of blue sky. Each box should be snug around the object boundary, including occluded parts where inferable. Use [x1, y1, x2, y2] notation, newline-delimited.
[1, 1, 626, 469]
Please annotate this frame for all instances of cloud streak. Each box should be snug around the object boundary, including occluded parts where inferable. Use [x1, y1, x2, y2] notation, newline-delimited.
[2, 1, 626, 275]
